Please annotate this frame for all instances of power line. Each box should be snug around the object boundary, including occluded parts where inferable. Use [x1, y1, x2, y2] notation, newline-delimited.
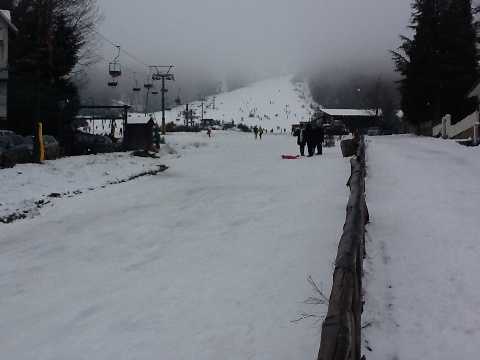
[93, 30, 150, 68]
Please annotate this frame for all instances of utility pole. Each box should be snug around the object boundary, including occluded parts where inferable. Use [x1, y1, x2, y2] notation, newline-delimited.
[150, 65, 175, 135]
[144, 87, 151, 115]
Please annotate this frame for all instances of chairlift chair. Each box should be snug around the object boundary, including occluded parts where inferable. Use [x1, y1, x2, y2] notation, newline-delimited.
[108, 46, 122, 78]
[108, 80, 118, 87]
[109, 62, 122, 78]
[132, 72, 141, 92]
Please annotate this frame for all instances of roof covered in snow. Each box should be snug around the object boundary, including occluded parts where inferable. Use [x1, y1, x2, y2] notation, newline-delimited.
[319, 108, 381, 117]
[468, 81, 480, 99]
[0, 10, 18, 33]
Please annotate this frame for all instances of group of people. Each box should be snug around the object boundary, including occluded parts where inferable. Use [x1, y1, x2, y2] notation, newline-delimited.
[253, 126, 266, 139]
[297, 122, 324, 157]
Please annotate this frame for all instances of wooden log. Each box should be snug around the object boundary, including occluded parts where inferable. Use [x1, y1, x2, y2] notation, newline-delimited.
[317, 136, 367, 360]
[341, 139, 358, 158]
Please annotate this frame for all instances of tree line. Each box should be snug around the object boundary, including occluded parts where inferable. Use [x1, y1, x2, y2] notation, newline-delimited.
[308, 68, 401, 133]
[392, 0, 479, 133]
[6, 0, 100, 138]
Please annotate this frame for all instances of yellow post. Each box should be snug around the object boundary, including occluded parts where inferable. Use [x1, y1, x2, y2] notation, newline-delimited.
[35, 122, 45, 162]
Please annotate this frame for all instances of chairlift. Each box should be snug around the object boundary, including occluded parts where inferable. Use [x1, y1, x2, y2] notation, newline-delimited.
[152, 89, 159, 95]
[109, 63, 121, 78]
[144, 69, 154, 89]
[132, 72, 141, 92]
[108, 80, 118, 87]
[108, 46, 122, 78]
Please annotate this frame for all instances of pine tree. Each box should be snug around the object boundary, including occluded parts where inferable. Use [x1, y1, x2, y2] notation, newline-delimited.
[7, 0, 99, 137]
[392, 0, 478, 132]
[438, 0, 479, 122]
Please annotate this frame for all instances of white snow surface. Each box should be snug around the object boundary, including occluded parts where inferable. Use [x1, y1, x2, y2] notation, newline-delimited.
[1, 132, 350, 359]
[0, 145, 176, 220]
[128, 75, 315, 129]
[363, 135, 480, 360]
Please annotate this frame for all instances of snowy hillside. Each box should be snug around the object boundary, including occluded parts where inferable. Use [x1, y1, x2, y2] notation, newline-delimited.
[129, 75, 316, 130]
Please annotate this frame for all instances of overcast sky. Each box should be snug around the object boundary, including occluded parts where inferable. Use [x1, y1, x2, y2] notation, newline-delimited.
[93, 0, 413, 97]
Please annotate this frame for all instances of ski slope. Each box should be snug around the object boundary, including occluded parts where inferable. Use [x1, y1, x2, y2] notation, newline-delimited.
[129, 75, 315, 130]
[363, 136, 480, 360]
[1, 132, 349, 359]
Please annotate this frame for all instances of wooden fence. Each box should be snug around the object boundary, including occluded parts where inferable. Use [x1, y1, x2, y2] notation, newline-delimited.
[317, 136, 369, 360]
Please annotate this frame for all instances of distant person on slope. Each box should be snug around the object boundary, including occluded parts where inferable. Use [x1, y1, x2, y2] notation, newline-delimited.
[259, 127, 264, 139]
[297, 124, 307, 156]
[253, 126, 259, 139]
[207, 127, 212, 138]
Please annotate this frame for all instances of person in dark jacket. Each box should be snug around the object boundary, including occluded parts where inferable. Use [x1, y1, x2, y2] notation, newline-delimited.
[315, 124, 324, 155]
[305, 123, 315, 157]
[253, 126, 258, 139]
[297, 124, 307, 156]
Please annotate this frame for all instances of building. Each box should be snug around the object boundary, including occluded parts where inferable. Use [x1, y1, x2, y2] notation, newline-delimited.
[316, 108, 382, 132]
[432, 83, 480, 144]
[0, 8, 17, 123]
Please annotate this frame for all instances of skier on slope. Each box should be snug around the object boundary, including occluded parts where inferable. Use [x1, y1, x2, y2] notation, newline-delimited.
[253, 126, 259, 139]
[259, 127, 264, 139]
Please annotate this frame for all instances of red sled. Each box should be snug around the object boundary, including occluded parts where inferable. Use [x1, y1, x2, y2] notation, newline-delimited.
[281, 154, 300, 160]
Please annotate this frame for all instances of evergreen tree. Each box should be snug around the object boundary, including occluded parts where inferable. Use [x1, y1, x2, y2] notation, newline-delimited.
[7, 0, 99, 137]
[439, 0, 479, 122]
[392, 0, 478, 132]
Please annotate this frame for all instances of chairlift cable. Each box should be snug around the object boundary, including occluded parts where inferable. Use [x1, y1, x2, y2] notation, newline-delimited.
[94, 30, 150, 67]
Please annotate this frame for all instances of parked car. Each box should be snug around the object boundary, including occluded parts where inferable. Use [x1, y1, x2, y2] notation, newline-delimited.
[367, 127, 382, 136]
[0, 129, 14, 136]
[72, 132, 115, 155]
[324, 123, 349, 136]
[24, 135, 61, 160]
[0, 134, 33, 168]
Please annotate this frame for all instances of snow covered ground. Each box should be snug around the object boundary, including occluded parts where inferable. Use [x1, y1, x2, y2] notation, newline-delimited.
[363, 135, 480, 360]
[0, 146, 176, 222]
[126, 75, 315, 130]
[1, 132, 350, 359]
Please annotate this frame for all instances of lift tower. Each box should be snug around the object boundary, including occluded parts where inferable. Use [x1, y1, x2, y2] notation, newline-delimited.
[150, 65, 175, 135]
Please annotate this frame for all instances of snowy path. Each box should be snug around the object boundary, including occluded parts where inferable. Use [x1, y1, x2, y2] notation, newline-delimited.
[1, 132, 349, 360]
[363, 136, 480, 360]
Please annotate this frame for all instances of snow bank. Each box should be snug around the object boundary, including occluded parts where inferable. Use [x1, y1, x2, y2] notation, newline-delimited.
[363, 135, 480, 360]
[0, 136, 206, 222]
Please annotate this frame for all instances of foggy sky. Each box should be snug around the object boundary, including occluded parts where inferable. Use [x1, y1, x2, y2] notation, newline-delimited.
[92, 0, 413, 100]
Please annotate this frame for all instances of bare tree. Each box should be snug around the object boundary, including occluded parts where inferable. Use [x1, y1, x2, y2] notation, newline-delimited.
[55, 0, 103, 70]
